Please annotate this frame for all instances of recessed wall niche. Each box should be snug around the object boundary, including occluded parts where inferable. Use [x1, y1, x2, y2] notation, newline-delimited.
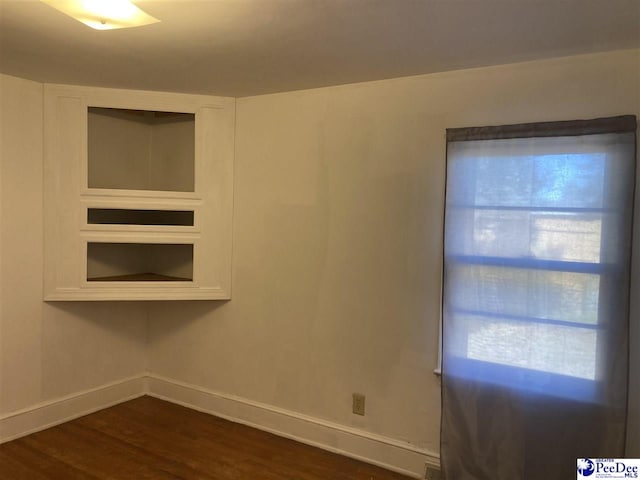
[88, 107, 195, 192]
[44, 84, 234, 300]
[87, 208, 194, 226]
[87, 243, 193, 282]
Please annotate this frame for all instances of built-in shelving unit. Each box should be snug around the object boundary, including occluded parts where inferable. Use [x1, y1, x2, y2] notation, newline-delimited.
[44, 85, 234, 301]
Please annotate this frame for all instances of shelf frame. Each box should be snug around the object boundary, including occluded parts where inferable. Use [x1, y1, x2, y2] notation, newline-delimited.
[43, 84, 234, 301]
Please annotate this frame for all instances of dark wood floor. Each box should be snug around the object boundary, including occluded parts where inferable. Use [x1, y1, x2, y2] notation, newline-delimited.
[0, 396, 413, 479]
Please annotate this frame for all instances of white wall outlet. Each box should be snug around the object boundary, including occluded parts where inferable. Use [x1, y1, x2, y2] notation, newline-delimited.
[352, 393, 365, 415]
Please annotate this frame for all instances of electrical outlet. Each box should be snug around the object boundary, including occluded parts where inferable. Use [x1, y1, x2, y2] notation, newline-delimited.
[424, 465, 442, 480]
[352, 393, 365, 415]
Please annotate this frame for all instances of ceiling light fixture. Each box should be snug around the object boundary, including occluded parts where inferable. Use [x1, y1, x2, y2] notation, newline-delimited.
[41, 0, 160, 30]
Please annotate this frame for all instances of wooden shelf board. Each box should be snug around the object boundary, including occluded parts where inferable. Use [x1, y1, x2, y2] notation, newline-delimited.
[87, 273, 192, 282]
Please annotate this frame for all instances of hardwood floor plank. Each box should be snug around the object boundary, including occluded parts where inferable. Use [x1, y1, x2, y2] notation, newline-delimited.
[0, 396, 413, 480]
[0, 441, 102, 480]
[80, 409, 249, 479]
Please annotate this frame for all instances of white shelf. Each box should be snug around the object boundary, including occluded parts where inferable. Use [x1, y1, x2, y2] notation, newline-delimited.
[44, 84, 234, 301]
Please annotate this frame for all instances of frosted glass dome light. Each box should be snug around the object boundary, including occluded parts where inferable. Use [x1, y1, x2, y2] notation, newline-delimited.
[41, 0, 160, 30]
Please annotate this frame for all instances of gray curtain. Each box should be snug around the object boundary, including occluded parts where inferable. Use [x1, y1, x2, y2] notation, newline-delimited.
[441, 116, 637, 480]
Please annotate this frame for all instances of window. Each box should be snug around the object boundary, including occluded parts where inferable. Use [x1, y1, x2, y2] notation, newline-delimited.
[442, 116, 636, 403]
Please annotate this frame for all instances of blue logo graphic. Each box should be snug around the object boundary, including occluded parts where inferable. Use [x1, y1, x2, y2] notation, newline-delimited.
[577, 458, 595, 477]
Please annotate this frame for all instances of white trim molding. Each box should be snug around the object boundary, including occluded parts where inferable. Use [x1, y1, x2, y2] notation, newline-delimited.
[147, 374, 440, 479]
[0, 375, 146, 443]
[0, 373, 440, 478]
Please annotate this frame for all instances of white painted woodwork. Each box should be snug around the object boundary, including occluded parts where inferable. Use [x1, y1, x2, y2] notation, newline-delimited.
[43, 84, 234, 301]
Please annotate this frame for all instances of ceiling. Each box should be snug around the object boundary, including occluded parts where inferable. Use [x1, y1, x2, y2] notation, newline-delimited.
[1, 0, 639, 97]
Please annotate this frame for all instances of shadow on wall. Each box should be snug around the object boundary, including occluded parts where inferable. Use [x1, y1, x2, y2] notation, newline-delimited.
[26, 300, 228, 401]
[39, 301, 148, 400]
[43, 300, 231, 344]
[145, 300, 231, 343]
[43, 301, 148, 344]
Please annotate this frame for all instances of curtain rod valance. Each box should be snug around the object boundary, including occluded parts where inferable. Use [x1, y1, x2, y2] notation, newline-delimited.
[446, 115, 637, 142]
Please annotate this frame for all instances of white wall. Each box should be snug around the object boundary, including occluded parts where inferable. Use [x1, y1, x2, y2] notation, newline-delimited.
[147, 49, 640, 463]
[0, 74, 148, 435]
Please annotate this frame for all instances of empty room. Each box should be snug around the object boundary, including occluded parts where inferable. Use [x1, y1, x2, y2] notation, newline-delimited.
[0, 1, 639, 479]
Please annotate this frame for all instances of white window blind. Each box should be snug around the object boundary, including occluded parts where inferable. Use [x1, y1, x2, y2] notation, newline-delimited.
[441, 115, 636, 480]
[443, 118, 636, 403]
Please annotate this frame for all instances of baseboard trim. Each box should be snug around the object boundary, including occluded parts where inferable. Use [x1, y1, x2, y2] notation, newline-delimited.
[0, 375, 146, 443]
[147, 374, 439, 478]
[1, 373, 440, 478]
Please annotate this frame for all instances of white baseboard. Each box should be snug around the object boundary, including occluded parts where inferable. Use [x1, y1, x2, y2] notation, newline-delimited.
[147, 374, 440, 479]
[0, 374, 147, 443]
[1, 373, 440, 478]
